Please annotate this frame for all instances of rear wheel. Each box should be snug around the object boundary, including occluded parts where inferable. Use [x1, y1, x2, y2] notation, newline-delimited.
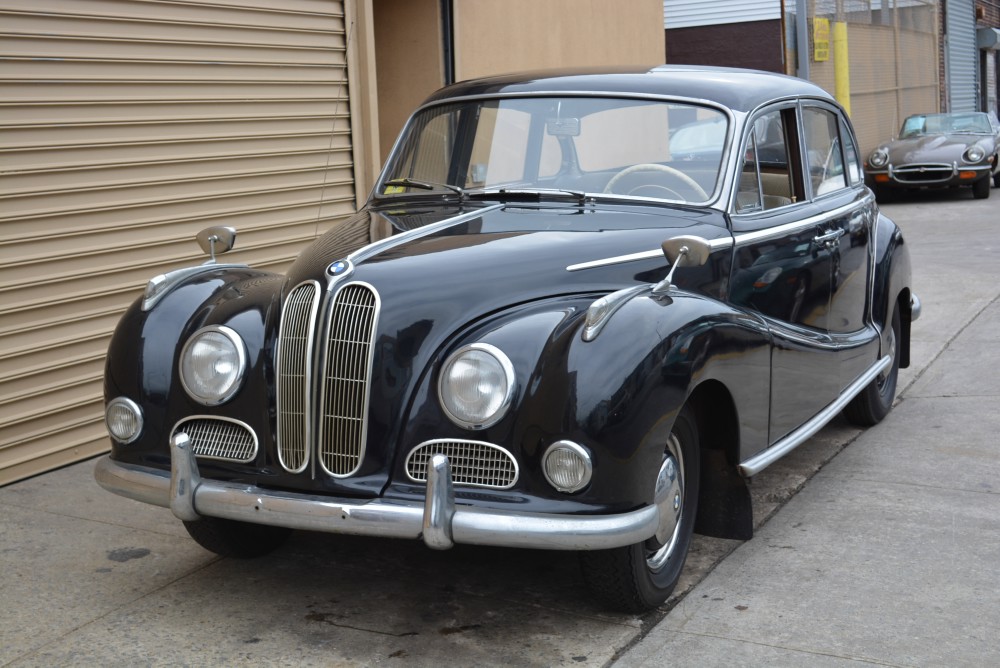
[579, 405, 699, 612]
[845, 307, 901, 426]
[972, 176, 991, 199]
[183, 516, 292, 558]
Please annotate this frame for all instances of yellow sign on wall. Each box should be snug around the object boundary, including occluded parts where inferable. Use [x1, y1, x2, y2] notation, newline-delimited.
[814, 17, 831, 62]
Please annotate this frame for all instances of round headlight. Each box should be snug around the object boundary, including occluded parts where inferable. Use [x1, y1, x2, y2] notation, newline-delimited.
[963, 146, 986, 163]
[438, 343, 515, 429]
[179, 325, 246, 405]
[105, 397, 143, 444]
[868, 149, 889, 168]
[543, 441, 593, 493]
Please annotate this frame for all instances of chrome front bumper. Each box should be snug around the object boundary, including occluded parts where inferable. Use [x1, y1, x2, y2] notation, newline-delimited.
[94, 433, 659, 551]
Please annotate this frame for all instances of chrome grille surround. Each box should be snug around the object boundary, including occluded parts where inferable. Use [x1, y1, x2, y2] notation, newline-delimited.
[317, 282, 380, 477]
[405, 439, 519, 489]
[173, 416, 258, 463]
[892, 163, 954, 184]
[276, 281, 320, 473]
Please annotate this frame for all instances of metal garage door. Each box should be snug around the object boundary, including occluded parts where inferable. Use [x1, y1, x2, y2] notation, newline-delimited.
[0, 0, 357, 484]
[946, 0, 979, 112]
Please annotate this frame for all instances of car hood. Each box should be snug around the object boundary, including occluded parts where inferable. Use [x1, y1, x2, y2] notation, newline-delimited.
[278, 201, 730, 492]
[885, 134, 990, 164]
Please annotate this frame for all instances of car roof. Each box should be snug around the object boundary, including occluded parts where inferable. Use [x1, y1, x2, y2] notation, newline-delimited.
[421, 65, 835, 114]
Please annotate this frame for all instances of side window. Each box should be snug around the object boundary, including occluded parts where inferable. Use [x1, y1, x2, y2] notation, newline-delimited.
[802, 108, 847, 196]
[736, 111, 794, 213]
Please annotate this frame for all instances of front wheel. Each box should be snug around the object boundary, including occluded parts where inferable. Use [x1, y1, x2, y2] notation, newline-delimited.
[972, 176, 991, 199]
[183, 516, 292, 558]
[844, 306, 901, 426]
[579, 405, 700, 612]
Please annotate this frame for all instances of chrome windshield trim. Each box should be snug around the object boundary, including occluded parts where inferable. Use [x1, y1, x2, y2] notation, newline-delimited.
[94, 441, 660, 551]
[347, 204, 504, 265]
[566, 236, 733, 272]
[738, 354, 892, 477]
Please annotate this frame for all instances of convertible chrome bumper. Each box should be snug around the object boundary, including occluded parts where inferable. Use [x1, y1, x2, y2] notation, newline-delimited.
[94, 433, 658, 551]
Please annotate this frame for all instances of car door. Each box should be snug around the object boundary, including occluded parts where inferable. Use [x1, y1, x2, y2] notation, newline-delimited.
[728, 104, 841, 444]
[799, 104, 879, 389]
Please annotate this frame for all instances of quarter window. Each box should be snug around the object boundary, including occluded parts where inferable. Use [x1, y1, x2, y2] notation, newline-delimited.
[736, 111, 794, 213]
[802, 108, 847, 196]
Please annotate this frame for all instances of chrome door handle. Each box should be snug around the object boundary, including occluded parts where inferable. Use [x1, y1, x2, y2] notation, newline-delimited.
[813, 228, 845, 245]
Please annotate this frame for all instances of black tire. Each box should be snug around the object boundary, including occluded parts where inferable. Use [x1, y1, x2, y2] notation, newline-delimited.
[972, 176, 991, 200]
[844, 307, 901, 426]
[183, 516, 292, 558]
[579, 405, 700, 613]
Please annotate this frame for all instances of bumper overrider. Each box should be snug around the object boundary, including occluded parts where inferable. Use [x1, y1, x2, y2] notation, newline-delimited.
[95, 433, 660, 551]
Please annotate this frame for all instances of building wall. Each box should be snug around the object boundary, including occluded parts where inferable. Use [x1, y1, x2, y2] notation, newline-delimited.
[664, 20, 785, 73]
[0, 0, 359, 484]
[452, 0, 665, 82]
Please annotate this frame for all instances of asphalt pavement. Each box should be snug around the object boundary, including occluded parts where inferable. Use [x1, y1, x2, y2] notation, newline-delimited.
[1, 188, 997, 667]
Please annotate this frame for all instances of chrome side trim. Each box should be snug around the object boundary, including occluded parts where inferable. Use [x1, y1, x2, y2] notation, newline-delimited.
[94, 444, 660, 551]
[567, 237, 733, 272]
[347, 204, 504, 265]
[738, 354, 892, 477]
[142, 263, 247, 311]
[731, 199, 862, 247]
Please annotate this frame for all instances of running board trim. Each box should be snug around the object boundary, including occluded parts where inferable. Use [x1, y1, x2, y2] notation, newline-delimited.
[738, 354, 892, 477]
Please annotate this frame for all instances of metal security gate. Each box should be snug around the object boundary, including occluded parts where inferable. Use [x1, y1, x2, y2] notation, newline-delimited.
[946, 0, 979, 112]
[0, 0, 358, 485]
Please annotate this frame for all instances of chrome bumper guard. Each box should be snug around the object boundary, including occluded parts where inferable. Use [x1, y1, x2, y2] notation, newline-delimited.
[94, 433, 659, 551]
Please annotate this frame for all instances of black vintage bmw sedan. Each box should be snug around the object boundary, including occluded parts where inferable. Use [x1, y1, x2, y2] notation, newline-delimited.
[96, 66, 919, 612]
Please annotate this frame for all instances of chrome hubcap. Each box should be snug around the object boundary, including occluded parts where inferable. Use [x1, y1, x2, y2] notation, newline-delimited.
[647, 432, 684, 571]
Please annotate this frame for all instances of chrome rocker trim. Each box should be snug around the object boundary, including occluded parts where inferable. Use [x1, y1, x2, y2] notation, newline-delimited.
[738, 353, 892, 477]
[94, 433, 659, 552]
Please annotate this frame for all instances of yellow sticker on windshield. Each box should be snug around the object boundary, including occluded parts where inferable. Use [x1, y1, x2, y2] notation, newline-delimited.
[384, 185, 406, 194]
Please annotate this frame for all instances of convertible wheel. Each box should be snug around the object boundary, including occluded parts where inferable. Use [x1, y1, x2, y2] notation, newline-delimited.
[845, 307, 901, 426]
[183, 516, 292, 558]
[972, 176, 991, 199]
[579, 405, 699, 612]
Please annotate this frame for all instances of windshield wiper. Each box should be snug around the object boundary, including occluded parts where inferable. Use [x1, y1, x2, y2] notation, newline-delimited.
[382, 178, 466, 199]
[468, 187, 590, 204]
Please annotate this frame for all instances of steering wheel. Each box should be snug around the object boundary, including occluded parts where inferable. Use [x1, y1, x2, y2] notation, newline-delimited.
[603, 163, 708, 200]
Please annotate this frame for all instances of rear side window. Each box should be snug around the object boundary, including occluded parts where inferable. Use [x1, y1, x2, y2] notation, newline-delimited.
[802, 108, 848, 196]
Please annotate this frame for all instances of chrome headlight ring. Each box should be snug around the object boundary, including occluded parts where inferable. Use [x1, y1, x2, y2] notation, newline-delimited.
[438, 342, 516, 430]
[868, 149, 889, 169]
[962, 145, 986, 164]
[179, 325, 247, 406]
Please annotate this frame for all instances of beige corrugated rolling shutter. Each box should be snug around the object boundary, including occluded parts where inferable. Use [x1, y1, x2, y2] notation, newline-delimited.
[0, 0, 357, 485]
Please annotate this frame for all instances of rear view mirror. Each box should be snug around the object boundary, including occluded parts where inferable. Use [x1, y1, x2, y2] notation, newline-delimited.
[196, 226, 237, 263]
[653, 235, 712, 295]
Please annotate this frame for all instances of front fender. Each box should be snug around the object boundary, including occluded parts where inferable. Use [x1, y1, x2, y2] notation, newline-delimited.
[104, 266, 284, 467]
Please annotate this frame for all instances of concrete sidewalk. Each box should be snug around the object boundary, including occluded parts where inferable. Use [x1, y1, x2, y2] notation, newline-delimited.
[617, 214, 1000, 665]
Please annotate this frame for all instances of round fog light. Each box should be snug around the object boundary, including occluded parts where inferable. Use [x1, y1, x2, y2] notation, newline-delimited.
[105, 397, 143, 444]
[543, 440, 593, 493]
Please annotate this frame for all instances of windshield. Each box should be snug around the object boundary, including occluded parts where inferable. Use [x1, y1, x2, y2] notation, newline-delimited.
[379, 96, 728, 205]
[899, 112, 993, 138]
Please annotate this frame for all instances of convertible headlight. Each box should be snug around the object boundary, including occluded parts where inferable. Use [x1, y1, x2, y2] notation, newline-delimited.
[963, 146, 986, 163]
[868, 149, 889, 168]
[179, 325, 247, 405]
[438, 343, 515, 429]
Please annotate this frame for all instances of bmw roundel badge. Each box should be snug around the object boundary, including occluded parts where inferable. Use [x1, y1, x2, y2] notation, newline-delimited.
[327, 260, 350, 276]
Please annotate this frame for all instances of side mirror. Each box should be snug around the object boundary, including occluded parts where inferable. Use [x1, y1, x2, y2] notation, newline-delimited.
[653, 235, 712, 295]
[196, 226, 237, 263]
